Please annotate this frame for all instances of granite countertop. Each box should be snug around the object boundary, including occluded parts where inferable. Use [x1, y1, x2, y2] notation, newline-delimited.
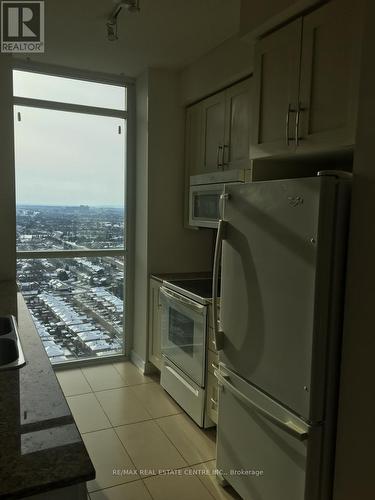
[0, 281, 95, 499]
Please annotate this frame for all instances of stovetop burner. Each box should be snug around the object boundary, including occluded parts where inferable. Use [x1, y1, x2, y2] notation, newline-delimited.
[163, 278, 220, 304]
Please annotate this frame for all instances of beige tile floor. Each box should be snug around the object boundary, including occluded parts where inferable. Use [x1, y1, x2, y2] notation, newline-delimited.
[56, 361, 240, 499]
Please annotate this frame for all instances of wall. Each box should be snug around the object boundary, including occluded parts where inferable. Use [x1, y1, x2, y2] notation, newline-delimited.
[179, 0, 330, 106]
[333, 0, 375, 498]
[148, 69, 213, 273]
[180, 36, 252, 105]
[132, 71, 149, 364]
[132, 68, 213, 368]
[239, 0, 326, 36]
[0, 55, 16, 282]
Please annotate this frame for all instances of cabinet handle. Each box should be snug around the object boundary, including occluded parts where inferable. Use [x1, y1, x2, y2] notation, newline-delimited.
[295, 102, 305, 147]
[223, 144, 229, 168]
[217, 145, 224, 169]
[285, 104, 296, 146]
[210, 397, 218, 407]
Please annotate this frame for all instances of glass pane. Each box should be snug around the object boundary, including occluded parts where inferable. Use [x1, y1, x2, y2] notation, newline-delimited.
[13, 70, 126, 110]
[169, 308, 194, 357]
[193, 193, 220, 220]
[15, 106, 125, 250]
[17, 256, 125, 363]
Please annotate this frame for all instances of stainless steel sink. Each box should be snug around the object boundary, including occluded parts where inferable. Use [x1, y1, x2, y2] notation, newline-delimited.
[0, 316, 13, 336]
[0, 316, 26, 370]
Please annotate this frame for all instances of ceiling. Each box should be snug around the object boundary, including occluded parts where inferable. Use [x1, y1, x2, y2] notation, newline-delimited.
[15, 0, 241, 78]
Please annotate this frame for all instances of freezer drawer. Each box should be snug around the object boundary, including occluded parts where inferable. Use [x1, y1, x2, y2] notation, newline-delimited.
[216, 365, 324, 500]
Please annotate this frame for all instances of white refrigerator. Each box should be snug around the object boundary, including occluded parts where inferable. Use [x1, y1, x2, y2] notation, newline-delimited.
[212, 172, 351, 500]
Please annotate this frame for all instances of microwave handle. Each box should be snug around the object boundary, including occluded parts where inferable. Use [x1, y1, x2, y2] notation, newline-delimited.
[212, 218, 226, 350]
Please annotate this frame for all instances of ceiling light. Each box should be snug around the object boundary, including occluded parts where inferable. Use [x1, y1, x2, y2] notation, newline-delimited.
[106, 0, 140, 41]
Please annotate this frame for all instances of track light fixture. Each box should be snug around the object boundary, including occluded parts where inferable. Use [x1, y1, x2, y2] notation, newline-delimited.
[106, 0, 140, 41]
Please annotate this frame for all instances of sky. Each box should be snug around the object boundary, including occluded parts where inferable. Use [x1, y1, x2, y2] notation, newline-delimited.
[13, 71, 126, 207]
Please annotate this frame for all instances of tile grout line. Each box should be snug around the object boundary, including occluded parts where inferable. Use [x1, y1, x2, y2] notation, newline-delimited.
[141, 476, 156, 500]
[152, 414, 216, 467]
[111, 413, 193, 480]
[141, 461, 218, 500]
[127, 381, 183, 420]
[86, 383, 148, 487]
[91, 387, 154, 428]
[111, 361, 156, 386]
[79, 367, 98, 392]
[63, 367, 140, 492]
[149, 414, 219, 498]
[88, 474, 142, 495]
[60, 364, 219, 498]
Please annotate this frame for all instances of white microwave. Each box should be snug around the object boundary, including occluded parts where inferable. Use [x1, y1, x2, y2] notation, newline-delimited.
[189, 170, 251, 228]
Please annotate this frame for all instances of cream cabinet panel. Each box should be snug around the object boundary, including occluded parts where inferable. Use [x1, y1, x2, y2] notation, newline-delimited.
[298, 0, 362, 152]
[200, 91, 226, 172]
[224, 79, 252, 170]
[207, 348, 219, 375]
[148, 278, 162, 370]
[251, 18, 302, 158]
[185, 103, 203, 176]
[206, 372, 218, 425]
[186, 79, 252, 178]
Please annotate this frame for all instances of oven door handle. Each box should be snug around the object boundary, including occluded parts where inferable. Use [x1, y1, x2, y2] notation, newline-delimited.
[160, 286, 205, 313]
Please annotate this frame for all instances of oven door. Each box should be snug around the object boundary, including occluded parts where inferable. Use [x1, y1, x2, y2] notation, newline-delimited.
[189, 183, 224, 228]
[159, 286, 207, 387]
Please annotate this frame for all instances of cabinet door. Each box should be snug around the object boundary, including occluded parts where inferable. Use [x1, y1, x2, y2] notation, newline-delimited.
[223, 78, 252, 170]
[298, 0, 363, 152]
[185, 103, 203, 177]
[148, 279, 162, 370]
[251, 19, 302, 158]
[200, 91, 226, 172]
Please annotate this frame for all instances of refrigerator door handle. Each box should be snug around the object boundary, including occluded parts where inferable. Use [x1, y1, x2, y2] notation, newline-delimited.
[215, 369, 309, 442]
[213, 218, 226, 350]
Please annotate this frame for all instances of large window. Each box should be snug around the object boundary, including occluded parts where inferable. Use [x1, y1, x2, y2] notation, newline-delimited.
[13, 69, 129, 365]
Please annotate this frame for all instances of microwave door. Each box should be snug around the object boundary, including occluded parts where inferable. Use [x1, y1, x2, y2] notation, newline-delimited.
[159, 287, 207, 386]
[189, 184, 223, 228]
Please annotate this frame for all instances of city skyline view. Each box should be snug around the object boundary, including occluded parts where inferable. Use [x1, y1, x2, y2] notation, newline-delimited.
[16, 204, 125, 363]
[13, 71, 127, 364]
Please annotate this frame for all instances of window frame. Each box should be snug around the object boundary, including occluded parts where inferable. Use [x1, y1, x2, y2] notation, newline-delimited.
[13, 61, 135, 368]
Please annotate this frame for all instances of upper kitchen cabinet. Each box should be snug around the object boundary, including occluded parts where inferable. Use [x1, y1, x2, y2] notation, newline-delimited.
[297, 0, 362, 153]
[200, 91, 226, 172]
[252, 19, 302, 158]
[251, 0, 363, 159]
[223, 79, 252, 170]
[186, 78, 252, 176]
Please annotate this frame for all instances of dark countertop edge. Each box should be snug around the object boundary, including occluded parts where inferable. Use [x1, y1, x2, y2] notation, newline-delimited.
[1, 471, 93, 500]
[0, 283, 95, 498]
[16, 292, 96, 495]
